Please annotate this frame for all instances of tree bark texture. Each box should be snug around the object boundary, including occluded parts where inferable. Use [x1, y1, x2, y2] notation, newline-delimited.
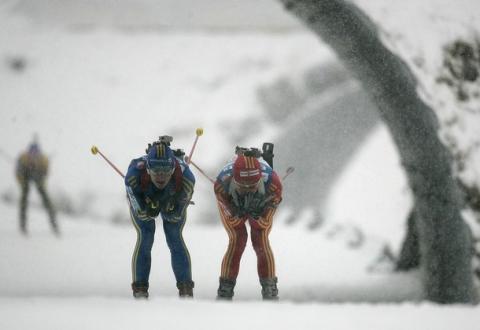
[279, 0, 475, 303]
[396, 208, 421, 271]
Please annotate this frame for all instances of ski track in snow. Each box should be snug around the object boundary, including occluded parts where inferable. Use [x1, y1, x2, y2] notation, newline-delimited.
[1, 204, 479, 330]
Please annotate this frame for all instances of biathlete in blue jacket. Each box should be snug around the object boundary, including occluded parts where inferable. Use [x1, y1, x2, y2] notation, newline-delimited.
[125, 136, 195, 299]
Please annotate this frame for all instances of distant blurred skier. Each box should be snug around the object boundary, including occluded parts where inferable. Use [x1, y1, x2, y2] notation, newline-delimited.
[125, 136, 195, 299]
[214, 145, 282, 300]
[15, 141, 58, 236]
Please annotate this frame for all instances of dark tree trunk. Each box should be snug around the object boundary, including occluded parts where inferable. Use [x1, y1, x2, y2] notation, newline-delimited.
[279, 0, 475, 303]
[396, 208, 421, 271]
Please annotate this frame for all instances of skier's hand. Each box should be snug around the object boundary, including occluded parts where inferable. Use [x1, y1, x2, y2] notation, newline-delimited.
[230, 203, 246, 218]
[162, 211, 182, 223]
[145, 198, 161, 218]
[162, 199, 187, 224]
[248, 193, 264, 218]
[244, 192, 272, 219]
[162, 197, 177, 213]
[136, 210, 155, 221]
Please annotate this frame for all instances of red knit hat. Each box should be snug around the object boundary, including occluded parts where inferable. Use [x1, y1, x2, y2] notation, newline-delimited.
[233, 156, 262, 186]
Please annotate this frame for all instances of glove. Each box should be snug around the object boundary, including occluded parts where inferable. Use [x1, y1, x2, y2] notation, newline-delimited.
[230, 193, 246, 217]
[164, 215, 182, 223]
[145, 198, 161, 218]
[162, 197, 177, 214]
[243, 192, 270, 219]
[162, 210, 182, 223]
[230, 203, 246, 218]
[162, 198, 186, 224]
[249, 192, 264, 218]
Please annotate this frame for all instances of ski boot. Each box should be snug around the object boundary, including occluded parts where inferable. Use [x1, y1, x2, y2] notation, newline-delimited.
[260, 277, 279, 301]
[177, 281, 194, 298]
[19, 211, 27, 236]
[216, 277, 236, 300]
[51, 218, 61, 237]
[20, 221, 27, 236]
[49, 211, 60, 237]
[132, 282, 149, 299]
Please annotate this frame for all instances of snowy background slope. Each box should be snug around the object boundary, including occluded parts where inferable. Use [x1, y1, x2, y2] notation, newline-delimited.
[1, 0, 480, 329]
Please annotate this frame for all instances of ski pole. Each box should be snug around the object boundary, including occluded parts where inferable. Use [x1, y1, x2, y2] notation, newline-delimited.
[186, 128, 203, 165]
[189, 159, 216, 184]
[282, 166, 295, 181]
[91, 145, 125, 178]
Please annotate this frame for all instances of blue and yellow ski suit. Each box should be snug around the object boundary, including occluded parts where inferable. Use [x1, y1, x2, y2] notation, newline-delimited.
[125, 155, 195, 289]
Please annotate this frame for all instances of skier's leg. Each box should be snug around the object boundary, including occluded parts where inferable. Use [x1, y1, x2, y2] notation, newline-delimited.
[218, 208, 248, 280]
[35, 180, 58, 234]
[250, 224, 276, 279]
[161, 213, 194, 297]
[250, 211, 278, 300]
[19, 181, 29, 234]
[217, 202, 248, 299]
[130, 210, 155, 297]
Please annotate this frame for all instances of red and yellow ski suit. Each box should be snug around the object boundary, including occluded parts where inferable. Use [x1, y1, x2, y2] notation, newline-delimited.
[214, 159, 282, 280]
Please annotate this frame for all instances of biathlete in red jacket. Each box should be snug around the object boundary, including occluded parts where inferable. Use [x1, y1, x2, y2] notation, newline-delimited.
[214, 147, 282, 300]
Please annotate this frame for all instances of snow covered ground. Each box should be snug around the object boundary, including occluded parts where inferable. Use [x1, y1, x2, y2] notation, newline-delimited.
[1, 0, 480, 329]
[3, 192, 480, 330]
